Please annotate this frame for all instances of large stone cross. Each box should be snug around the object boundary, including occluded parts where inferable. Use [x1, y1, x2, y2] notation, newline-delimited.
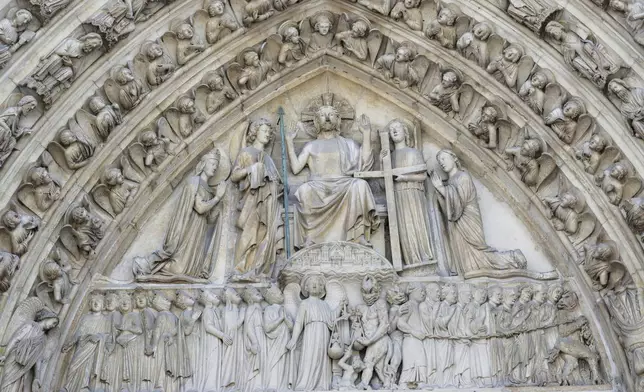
[354, 130, 427, 271]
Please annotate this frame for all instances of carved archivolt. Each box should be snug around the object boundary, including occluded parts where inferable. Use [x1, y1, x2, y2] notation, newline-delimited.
[0, 1, 644, 391]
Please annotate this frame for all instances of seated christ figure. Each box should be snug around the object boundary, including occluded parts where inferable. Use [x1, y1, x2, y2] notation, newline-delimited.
[285, 105, 380, 248]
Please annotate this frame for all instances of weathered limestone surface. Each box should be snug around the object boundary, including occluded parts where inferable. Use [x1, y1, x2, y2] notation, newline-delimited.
[1, 0, 644, 391]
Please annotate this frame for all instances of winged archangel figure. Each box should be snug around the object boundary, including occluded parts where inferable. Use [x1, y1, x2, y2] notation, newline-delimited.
[284, 273, 349, 391]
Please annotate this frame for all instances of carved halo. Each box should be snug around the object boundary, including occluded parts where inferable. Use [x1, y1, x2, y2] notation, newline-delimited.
[384, 118, 419, 148]
[309, 10, 336, 29]
[351, 14, 373, 31]
[397, 40, 418, 58]
[236, 47, 259, 66]
[278, 20, 300, 37]
[298, 93, 356, 137]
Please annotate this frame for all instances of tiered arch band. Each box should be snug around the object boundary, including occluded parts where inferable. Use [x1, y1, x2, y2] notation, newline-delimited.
[0, 0, 643, 391]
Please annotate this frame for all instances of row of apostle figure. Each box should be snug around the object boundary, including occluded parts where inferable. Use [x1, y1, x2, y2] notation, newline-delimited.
[58, 277, 601, 392]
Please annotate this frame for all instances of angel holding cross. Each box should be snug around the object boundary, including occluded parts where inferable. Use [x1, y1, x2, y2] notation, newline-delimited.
[382, 119, 433, 266]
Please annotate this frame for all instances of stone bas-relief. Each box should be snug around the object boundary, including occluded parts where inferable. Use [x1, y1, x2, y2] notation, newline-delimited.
[4, 0, 644, 384]
[54, 276, 602, 392]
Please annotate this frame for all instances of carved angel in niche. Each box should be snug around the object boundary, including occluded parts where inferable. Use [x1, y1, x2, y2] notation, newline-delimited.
[517, 69, 552, 115]
[87, 95, 123, 140]
[302, 11, 336, 52]
[127, 127, 177, 173]
[390, 0, 423, 31]
[608, 79, 644, 139]
[195, 0, 239, 44]
[427, 69, 462, 113]
[47, 123, 96, 171]
[594, 161, 641, 205]
[375, 40, 429, 90]
[133, 41, 175, 88]
[195, 70, 236, 114]
[334, 14, 382, 63]
[578, 240, 630, 292]
[467, 103, 512, 149]
[545, 21, 620, 89]
[163, 95, 206, 138]
[226, 47, 275, 94]
[0, 8, 38, 70]
[0, 205, 40, 256]
[543, 187, 595, 244]
[36, 248, 75, 309]
[357, 0, 393, 15]
[457, 21, 502, 68]
[507, 0, 559, 33]
[162, 22, 206, 66]
[87, 0, 172, 47]
[240, 0, 275, 26]
[24, 33, 103, 108]
[609, 0, 644, 46]
[268, 21, 306, 67]
[486, 43, 531, 90]
[284, 275, 348, 390]
[574, 132, 616, 174]
[29, 0, 72, 23]
[17, 156, 62, 215]
[0, 94, 38, 168]
[0, 251, 19, 293]
[104, 65, 145, 112]
[424, 7, 468, 50]
[0, 297, 59, 392]
[504, 127, 557, 189]
[59, 196, 105, 260]
[543, 85, 594, 145]
[622, 197, 644, 240]
[92, 167, 139, 217]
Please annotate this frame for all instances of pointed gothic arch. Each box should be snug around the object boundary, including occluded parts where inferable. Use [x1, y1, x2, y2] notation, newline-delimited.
[0, 1, 643, 391]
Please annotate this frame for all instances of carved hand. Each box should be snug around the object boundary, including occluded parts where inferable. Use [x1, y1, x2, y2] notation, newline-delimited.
[286, 338, 296, 350]
[380, 149, 389, 161]
[359, 114, 371, 136]
[357, 337, 370, 347]
[430, 170, 443, 190]
[222, 334, 233, 346]
[286, 121, 303, 142]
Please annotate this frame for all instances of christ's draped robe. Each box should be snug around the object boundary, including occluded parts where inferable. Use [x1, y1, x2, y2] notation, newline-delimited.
[294, 136, 379, 247]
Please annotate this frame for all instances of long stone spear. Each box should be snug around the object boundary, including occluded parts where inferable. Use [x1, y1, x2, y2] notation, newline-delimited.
[278, 107, 291, 259]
